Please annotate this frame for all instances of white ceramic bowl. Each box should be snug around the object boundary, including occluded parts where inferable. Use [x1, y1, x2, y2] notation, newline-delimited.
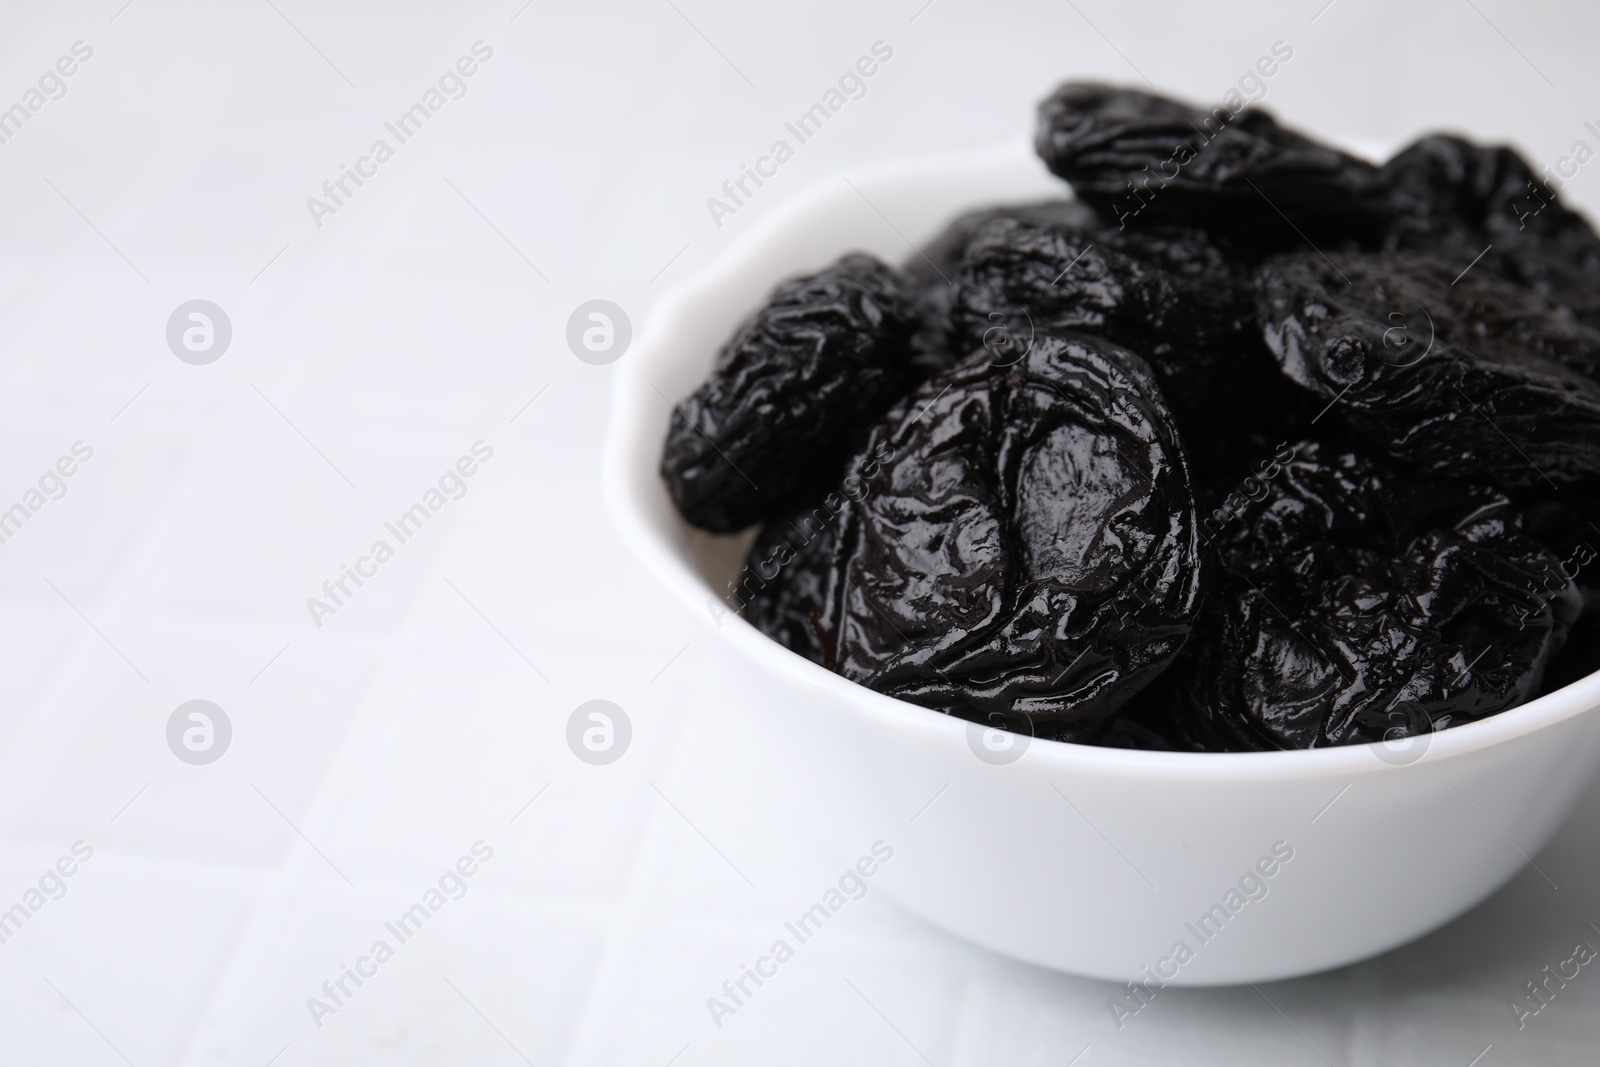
[602, 140, 1600, 985]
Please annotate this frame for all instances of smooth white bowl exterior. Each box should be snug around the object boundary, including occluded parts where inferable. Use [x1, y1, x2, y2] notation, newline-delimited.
[602, 141, 1600, 985]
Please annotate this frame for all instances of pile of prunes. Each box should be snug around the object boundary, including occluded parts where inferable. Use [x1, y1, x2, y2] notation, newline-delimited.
[659, 82, 1600, 752]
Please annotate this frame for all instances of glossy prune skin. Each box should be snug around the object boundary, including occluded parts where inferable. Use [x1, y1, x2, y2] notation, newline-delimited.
[1368, 135, 1600, 328]
[902, 199, 1095, 372]
[948, 214, 1316, 498]
[1034, 83, 1379, 245]
[1255, 251, 1600, 489]
[815, 332, 1204, 742]
[1185, 442, 1580, 751]
[661, 253, 919, 532]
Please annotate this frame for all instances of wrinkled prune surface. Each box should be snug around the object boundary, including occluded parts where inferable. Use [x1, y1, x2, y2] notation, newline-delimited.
[902, 199, 1095, 372]
[1369, 135, 1600, 328]
[1034, 83, 1379, 245]
[1255, 251, 1600, 489]
[950, 216, 1249, 374]
[948, 213, 1316, 496]
[661, 253, 920, 532]
[1184, 442, 1580, 750]
[814, 333, 1203, 742]
[904, 199, 1096, 292]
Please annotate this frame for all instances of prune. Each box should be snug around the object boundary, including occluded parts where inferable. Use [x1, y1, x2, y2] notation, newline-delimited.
[1368, 135, 1600, 328]
[947, 213, 1316, 497]
[1255, 250, 1600, 489]
[737, 440, 899, 664]
[813, 332, 1204, 742]
[661, 253, 920, 532]
[904, 199, 1095, 292]
[1032, 87, 1600, 318]
[1184, 442, 1580, 751]
[1034, 83, 1379, 246]
[902, 199, 1095, 371]
[950, 217, 1248, 367]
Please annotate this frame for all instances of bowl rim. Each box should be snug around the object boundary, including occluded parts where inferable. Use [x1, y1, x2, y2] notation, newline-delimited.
[602, 139, 1600, 783]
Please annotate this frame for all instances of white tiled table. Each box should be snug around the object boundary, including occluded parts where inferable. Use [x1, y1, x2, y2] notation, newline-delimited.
[2, 0, 1599, 1062]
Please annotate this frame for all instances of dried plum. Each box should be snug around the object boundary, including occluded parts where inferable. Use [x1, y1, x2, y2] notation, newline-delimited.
[661, 253, 920, 532]
[737, 441, 899, 664]
[814, 332, 1203, 742]
[947, 213, 1315, 496]
[902, 199, 1094, 371]
[904, 199, 1095, 292]
[1368, 135, 1600, 328]
[949, 216, 1249, 371]
[1034, 82, 1378, 246]
[1185, 442, 1580, 750]
[1255, 251, 1600, 489]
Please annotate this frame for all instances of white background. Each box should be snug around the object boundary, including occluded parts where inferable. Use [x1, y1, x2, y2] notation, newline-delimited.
[1, 0, 1599, 1063]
